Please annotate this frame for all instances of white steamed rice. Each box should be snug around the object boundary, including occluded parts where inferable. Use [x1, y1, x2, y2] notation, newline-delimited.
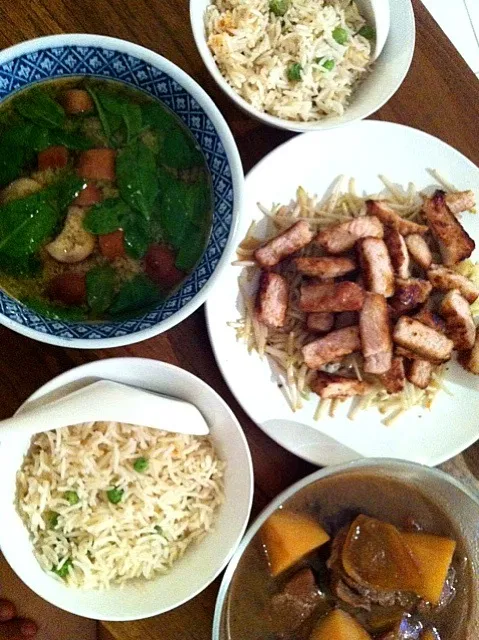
[16, 421, 225, 589]
[205, 0, 372, 121]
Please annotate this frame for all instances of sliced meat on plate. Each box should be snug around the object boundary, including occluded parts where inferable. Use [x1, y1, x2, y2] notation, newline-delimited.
[440, 289, 476, 350]
[302, 326, 361, 369]
[422, 190, 475, 266]
[427, 264, 479, 303]
[295, 256, 356, 279]
[379, 356, 406, 394]
[384, 227, 410, 278]
[444, 190, 476, 215]
[334, 311, 358, 329]
[310, 372, 372, 399]
[254, 220, 314, 268]
[359, 292, 393, 374]
[366, 200, 428, 236]
[315, 216, 383, 254]
[413, 306, 446, 333]
[389, 277, 433, 315]
[407, 359, 435, 390]
[299, 281, 365, 313]
[395, 346, 444, 365]
[357, 237, 395, 298]
[307, 312, 335, 333]
[460, 328, 479, 374]
[256, 272, 288, 328]
[393, 317, 454, 362]
[405, 234, 433, 270]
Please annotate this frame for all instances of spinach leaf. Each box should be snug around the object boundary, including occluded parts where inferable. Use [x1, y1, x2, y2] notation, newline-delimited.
[0, 192, 58, 257]
[0, 174, 84, 259]
[51, 129, 93, 151]
[161, 127, 204, 170]
[83, 199, 132, 234]
[15, 89, 65, 129]
[86, 265, 116, 314]
[124, 103, 142, 144]
[124, 216, 149, 259]
[142, 102, 204, 169]
[175, 223, 208, 272]
[109, 274, 160, 317]
[22, 297, 87, 321]
[0, 134, 25, 187]
[0, 253, 41, 277]
[52, 174, 86, 211]
[86, 88, 118, 143]
[117, 141, 157, 220]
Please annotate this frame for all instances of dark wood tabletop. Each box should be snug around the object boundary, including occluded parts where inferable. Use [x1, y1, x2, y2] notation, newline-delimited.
[0, 1, 478, 639]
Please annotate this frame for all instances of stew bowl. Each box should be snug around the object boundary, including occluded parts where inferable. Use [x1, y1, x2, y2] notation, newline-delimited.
[0, 34, 243, 348]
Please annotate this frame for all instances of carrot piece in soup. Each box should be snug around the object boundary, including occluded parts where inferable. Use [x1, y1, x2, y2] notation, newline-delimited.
[99, 230, 126, 260]
[309, 609, 372, 640]
[145, 244, 184, 290]
[62, 89, 94, 115]
[73, 182, 103, 206]
[38, 146, 69, 171]
[261, 510, 330, 577]
[78, 149, 116, 181]
[47, 273, 86, 306]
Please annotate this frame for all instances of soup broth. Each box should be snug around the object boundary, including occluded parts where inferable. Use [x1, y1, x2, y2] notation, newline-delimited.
[0, 78, 213, 321]
[226, 474, 471, 640]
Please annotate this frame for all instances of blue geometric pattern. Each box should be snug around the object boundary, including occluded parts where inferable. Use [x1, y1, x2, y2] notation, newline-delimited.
[0, 45, 235, 340]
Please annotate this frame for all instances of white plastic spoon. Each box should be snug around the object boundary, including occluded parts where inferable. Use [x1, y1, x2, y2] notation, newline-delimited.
[356, 0, 390, 61]
[0, 380, 210, 439]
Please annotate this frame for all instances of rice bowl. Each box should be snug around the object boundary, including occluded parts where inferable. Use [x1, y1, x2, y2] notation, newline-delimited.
[16, 422, 225, 590]
[0, 357, 253, 621]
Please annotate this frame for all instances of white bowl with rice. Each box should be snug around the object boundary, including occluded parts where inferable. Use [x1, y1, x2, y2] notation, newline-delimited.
[190, 0, 415, 131]
[0, 358, 253, 621]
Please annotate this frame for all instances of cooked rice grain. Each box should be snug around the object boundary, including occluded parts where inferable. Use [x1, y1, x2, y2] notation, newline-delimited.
[205, 0, 372, 122]
[16, 422, 225, 589]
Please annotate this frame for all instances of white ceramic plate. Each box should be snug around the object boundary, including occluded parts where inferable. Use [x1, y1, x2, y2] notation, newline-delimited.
[0, 358, 253, 621]
[206, 121, 479, 467]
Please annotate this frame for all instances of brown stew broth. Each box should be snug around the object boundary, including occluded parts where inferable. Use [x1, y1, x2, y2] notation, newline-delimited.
[226, 474, 471, 640]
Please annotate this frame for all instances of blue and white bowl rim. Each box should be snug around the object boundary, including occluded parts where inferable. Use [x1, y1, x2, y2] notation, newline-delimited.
[0, 34, 243, 348]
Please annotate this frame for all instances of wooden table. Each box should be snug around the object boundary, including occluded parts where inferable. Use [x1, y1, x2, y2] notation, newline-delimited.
[0, 1, 478, 639]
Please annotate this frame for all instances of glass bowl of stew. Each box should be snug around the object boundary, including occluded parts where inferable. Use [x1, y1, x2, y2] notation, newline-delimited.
[0, 34, 242, 347]
[213, 459, 479, 640]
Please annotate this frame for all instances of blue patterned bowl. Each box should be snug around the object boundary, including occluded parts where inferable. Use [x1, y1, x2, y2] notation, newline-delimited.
[0, 34, 243, 347]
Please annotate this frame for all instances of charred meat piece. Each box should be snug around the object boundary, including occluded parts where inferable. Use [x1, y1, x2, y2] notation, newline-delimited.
[310, 372, 372, 399]
[405, 234, 433, 270]
[357, 237, 395, 298]
[295, 256, 356, 279]
[413, 306, 446, 333]
[395, 346, 444, 365]
[268, 568, 322, 633]
[393, 317, 454, 362]
[360, 293, 393, 374]
[422, 190, 475, 266]
[299, 281, 365, 313]
[427, 264, 479, 303]
[335, 311, 358, 329]
[440, 289, 476, 350]
[389, 278, 433, 315]
[367, 200, 428, 236]
[307, 312, 335, 333]
[460, 328, 479, 374]
[302, 326, 361, 369]
[379, 357, 406, 394]
[407, 359, 434, 390]
[256, 272, 288, 328]
[445, 190, 476, 215]
[254, 220, 314, 268]
[384, 227, 410, 278]
[315, 216, 383, 254]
